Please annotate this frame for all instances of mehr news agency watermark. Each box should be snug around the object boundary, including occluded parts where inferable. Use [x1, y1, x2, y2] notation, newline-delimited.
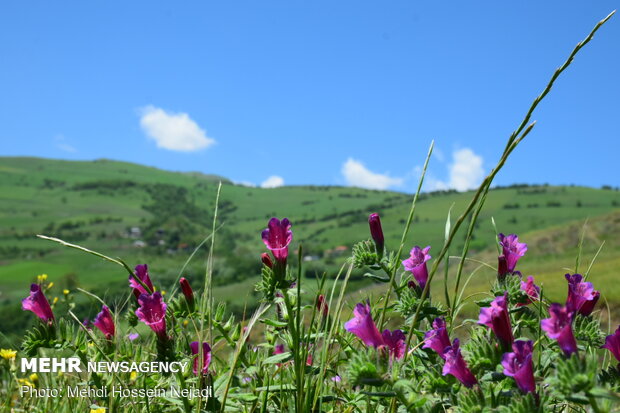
[18, 357, 213, 399]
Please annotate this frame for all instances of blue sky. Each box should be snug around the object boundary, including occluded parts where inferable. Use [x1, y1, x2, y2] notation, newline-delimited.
[1, 1, 618, 192]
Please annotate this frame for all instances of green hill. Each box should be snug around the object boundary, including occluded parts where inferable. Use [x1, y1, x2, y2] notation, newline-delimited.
[0, 156, 619, 337]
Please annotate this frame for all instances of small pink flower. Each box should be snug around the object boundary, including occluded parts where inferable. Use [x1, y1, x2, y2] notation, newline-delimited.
[402, 246, 432, 290]
[519, 276, 540, 306]
[602, 326, 620, 362]
[498, 233, 527, 276]
[22, 284, 54, 323]
[344, 301, 384, 348]
[541, 303, 577, 356]
[129, 264, 154, 296]
[93, 305, 115, 339]
[381, 329, 406, 360]
[135, 292, 167, 339]
[478, 292, 514, 348]
[565, 274, 600, 316]
[190, 342, 211, 375]
[423, 317, 452, 359]
[502, 340, 536, 394]
[442, 339, 477, 388]
[261, 218, 292, 264]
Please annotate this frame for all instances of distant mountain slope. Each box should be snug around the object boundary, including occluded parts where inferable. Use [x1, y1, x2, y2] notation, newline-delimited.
[0, 156, 619, 315]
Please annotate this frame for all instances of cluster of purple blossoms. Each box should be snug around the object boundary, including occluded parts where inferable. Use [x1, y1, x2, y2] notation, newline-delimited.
[423, 317, 478, 388]
[261, 217, 293, 268]
[344, 301, 406, 361]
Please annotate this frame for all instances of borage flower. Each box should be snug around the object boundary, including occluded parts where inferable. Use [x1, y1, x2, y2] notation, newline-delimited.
[190, 342, 211, 375]
[93, 305, 115, 339]
[344, 301, 384, 348]
[368, 213, 385, 254]
[502, 340, 536, 394]
[442, 339, 477, 388]
[402, 246, 432, 290]
[602, 326, 620, 362]
[478, 292, 514, 348]
[498, 233, 527, 277]
[22, 284, 54, 323]
[565, 274, 600, 316]
[519, 276, 540, 306]
[135, 292, 167, 339]
[129, 264, 154, 297]
[541, 303, 577, 356]
[423, 317, 452, 359]
[261, 218, 292, 264]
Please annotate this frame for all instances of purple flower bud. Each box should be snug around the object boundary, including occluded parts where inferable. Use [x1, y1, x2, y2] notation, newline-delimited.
[273, 344, 285, 355]
[602, 326, 620, 362]
[344, 301, 384, 348]
[129, 264, 154, 296]
[135, 292, 167, 339]
[442, 339, 478, 388]
[478, 292, 514, 348]
[261, 218, 292, 264]
[518, 276, 540, 306]
[423, 317, 452, 359]
[316, 294, 329, 318]
[261, 253, 273, 269]
[368, 213, 385, 254]
[502, 340, 536, 394]
[402, 246, 432, 290]
[22, 284, 54, 323]
[93, 305, 115, 339]
[190, 341, 211, 375]
[541, 303, 578, 356]
[565, 274, 600, 316]
[498, 233, 527, 276]
[381, 329, 406, 360]
[179, 277, 195, 308]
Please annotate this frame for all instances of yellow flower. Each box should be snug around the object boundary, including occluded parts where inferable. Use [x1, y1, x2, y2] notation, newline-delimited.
[63, 289, 69, 295]
[161, 290, 166, 296]
[0, 349, 17, 360]
[37, 274, 48, 283]
[47, 282, 54, 289]
[53, 297, 59, 305]
[17, 378, 33, 388]
[90, 408, 106, 413]
[130, 371, 137, 381]
[88, 342, 94, 347]
[182, 320, 189, 327]
[29, 373, 38, 383]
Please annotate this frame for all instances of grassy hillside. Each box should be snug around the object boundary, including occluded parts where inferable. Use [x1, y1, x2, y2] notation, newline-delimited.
[1, 156, 619, 336]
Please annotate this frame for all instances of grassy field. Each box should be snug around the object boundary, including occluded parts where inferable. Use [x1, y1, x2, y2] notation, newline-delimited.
[0, 156, 619, 337]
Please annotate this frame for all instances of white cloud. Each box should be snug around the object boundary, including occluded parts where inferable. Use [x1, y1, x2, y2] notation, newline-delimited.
[139, 105, 215, 152]
[54, 134, 77, 153]
[427, 148, 484, 191]
[235, 180, 256, 187]
[261, 175, 284, 188]
[341, 158, 403, 190]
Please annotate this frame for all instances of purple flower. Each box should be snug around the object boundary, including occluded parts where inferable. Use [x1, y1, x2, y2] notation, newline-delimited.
[127, 333, 139, 341]
[478, 292, 514, 348]
[368, 213, 385, 253]
[135, 292, 167, 339]
[93, 305, 115, 339]
[442, 339, 478, 388]
[190, 341, 211, 375]
[519, 276, 540, 306]
[331, 375, 342, 383]
[565, 274, 600, 316]
[273, 344, 285, 355]
[402, 246, 432, 290]
[129, 264, 154, 296]
[22, 284, 54, 323]
[261, 218, 292, 264]
[381, 329, 406, 360]
[344, 301, 384, 348]
[541, 303, 578, 356]
[602, 326, 620, 362]
[502, 340, 536, 394]
[423, 317, 452, 359]
[498, 233, 527, 276]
